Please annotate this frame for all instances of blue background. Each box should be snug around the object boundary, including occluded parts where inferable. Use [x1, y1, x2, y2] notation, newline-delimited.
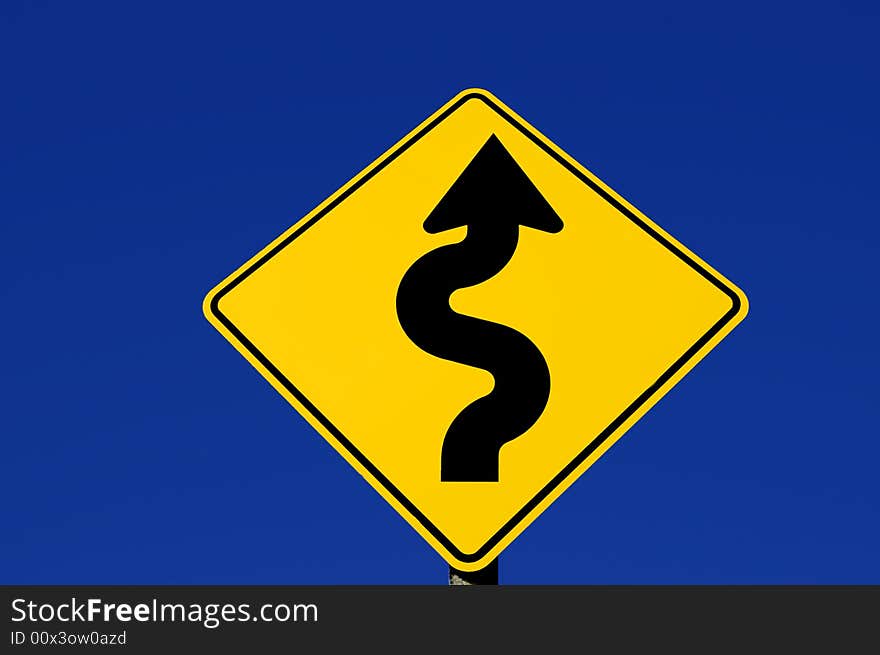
[2, 1, 878, 584]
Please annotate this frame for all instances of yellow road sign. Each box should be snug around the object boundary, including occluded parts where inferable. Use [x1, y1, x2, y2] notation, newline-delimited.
[203, 89, 748, 571]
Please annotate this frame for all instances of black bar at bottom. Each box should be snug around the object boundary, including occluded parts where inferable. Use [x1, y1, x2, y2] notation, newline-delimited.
[2, 586, 878, 653]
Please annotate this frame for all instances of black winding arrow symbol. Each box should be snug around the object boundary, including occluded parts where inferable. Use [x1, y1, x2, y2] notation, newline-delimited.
[396, 135, 564, 482]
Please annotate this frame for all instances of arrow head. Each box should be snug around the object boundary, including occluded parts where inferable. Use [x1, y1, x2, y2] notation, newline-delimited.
[424, 134, 564, 234]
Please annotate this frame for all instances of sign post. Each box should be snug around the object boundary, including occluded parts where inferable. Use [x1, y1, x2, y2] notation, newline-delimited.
[204, 88, 748, 577]
[449, 559, 499, 586]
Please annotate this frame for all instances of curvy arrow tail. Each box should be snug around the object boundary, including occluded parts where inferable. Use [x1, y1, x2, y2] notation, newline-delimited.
[396, 222, 551, 481]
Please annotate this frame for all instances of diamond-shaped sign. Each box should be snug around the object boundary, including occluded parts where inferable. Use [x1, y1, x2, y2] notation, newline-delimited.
[203, 89, 748, 571]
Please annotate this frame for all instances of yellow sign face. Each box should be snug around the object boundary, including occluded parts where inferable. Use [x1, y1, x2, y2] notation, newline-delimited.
[203, 89, 748, 571]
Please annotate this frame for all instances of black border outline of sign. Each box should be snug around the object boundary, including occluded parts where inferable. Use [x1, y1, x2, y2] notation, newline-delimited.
[208, 91, 742, 564]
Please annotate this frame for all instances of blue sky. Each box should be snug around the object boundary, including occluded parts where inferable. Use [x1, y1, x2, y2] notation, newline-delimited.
[1, 1, 878, 583]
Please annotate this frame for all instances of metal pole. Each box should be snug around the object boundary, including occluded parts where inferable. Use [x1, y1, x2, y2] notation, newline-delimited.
[449, 558, 499, 585]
